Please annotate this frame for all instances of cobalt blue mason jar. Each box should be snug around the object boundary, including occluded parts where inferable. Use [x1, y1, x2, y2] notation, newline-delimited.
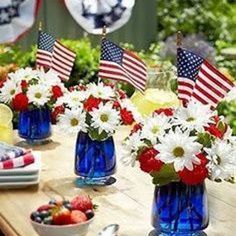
[152, 181, 209, 235]
[18, 108, 52, 143]
[75, 132, 116, 181]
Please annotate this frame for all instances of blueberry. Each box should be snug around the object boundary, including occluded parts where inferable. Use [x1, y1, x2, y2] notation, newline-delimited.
[85, 210, 94, 219]
[40, 210, 50, 219]
[34, 217, 42, 223]
[43, 216, 52, 225]
[30, 211, 40, 220]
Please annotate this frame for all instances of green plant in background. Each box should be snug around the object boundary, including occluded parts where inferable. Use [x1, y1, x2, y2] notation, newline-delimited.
[157, 0, 236, 44]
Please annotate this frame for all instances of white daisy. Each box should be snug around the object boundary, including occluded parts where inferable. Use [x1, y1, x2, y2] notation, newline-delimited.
[141, 114, 172, 145]
[121, 130, 145, 166]
[205, 140, 236, 181]
[62, 90, 87, 108]
[173, 101, 215, 132]
[90, 102, 120, 134]
[8, 67, 35, 83]
[38, 69, 62, 87]
[58, 108, 87, 135]
[155, 127, 202, 171]
[27, 84, 50, 106]
[0, 80, 20, 103]
[87, 82, 115, 99]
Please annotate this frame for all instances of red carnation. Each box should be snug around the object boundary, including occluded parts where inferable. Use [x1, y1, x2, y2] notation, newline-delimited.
[51, 105, 65, 124]
[21, 80, 28, 90]
[52, 85, 63, 99]
[205, 124, 224, 139]
[12, 93, 29, 111]
[120, 108, 134, 125]
[113, 101, 121, 109]
[178, 153, 208, 185]
[139, 147, 163, 173]
[154, 108, 173, 116]
[131, 123, 142, 134]
[84, 96, 102, 112]
[0, 77, 7, 88]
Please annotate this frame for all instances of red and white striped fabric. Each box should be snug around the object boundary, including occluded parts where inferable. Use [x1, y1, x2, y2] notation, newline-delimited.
[191, 60, 234, 107]
[51, 41, 76, 80]
[0, 152, 35, 170]
[99, 39, 147, 92]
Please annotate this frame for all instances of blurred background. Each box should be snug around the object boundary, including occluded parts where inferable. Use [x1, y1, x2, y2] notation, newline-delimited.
[0, 0, 236, 132]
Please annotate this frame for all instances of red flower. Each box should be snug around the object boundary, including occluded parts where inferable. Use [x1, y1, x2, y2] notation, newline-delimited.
[51, 105, 65, 124]
[52, 85, 63, 99]
[118, 90, 127, 99]
[178, 153, 208, 185]
[84, 96, 102, 112]
[131, 123, 142, 134]
[78, 84, 86, 91]
[139, 147, 163, 173]
[120, 108, 134, 125]
[69, 87, 74, 92]
[205, 124, 224, 139]
[154, 108, 173, 116]
[12, 93, 29, 111]
[113, 101, 121, 109]
[0, 78, 7, 88]
[21, 80, 28, 90]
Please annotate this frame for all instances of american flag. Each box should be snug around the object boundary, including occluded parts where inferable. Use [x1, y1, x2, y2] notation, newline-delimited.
[36, 30, 76, 80]
[177, 48, 234, 107]
[36, 31, 55, 68]
[99, 39, 147, 92]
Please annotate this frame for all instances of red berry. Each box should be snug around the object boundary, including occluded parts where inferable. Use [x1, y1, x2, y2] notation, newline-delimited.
[37, 204, 53, 212]
[71, 195, 93, 213]
[12, 93, 29, 111]
[21, 80, 28, 90]
[138, 148, 163, 173]
[52, 207, 71, 225]
[70, 210, 87, 224]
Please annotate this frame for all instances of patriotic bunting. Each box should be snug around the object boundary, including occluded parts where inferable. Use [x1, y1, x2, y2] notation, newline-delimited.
[99, 39, 147, 92]
[177, 47, 234, 108]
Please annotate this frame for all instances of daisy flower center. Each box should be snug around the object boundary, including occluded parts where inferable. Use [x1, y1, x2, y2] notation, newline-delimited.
[151, 126, 159, 134]
[35, 92, 42, 99]
[172, 146, 185, 158]
[70, 118, 79, 126]
[100, 114, 109, 122]
[10, 89, 16, 95]
[186, 117, 195, 122]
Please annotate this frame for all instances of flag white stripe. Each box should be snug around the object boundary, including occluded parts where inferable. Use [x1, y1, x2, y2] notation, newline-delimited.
[51, 64, 70, 76]
[191, 90, 217, 106]
[52, 57, 73, 72]
[178, 77, 195, 87]
[123, 53, 146, 71]
[178, 85, 193, 94]
[53, 44, 75, 62]
[54, 42, 76, 57]
[123, 58, 147, 77]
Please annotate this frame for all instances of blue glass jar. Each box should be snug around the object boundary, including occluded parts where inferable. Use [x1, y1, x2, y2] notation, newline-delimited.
[75, 132, 116, 181]
[18, 108, 52, 143]
[152, 181, 209, 235]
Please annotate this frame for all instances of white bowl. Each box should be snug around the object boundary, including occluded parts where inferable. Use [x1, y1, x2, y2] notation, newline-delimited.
[31, 217, 94, 236]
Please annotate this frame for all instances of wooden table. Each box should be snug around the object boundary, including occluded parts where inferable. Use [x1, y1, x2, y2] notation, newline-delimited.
[0, 127, 236, 236]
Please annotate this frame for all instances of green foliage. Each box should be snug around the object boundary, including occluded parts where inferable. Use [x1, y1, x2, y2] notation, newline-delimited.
[157, 0, 236, 44]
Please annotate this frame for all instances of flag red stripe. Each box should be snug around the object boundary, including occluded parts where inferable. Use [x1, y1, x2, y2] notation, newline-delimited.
[52, 53, 74, 68]
[124, 50, 146, 68]
[193, 84, 218, 104]
[51, 64, 70, 77]
[55, 41, 76, 57]
[53, 43, 76, 62]
[52, 58, 73, 73]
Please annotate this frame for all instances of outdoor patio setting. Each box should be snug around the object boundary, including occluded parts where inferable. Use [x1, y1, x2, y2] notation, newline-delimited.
[0, 1, 236, 236]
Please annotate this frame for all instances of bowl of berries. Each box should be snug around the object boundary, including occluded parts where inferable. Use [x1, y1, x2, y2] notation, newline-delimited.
[30, 195, 95, 236]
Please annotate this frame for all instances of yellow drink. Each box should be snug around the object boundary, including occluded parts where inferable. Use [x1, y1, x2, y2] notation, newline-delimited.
[0, 123, 13, 144]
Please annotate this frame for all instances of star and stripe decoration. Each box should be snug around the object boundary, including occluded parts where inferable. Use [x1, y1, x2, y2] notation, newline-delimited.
[177, 47, 234, 108]
[64, 0, 135, 34]
[36, 30, 76, 81]
[99, 39, 147, 92]
[0, 0, 41, 43]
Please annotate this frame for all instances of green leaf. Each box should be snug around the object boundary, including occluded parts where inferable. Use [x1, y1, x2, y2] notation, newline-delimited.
[197, 132, 212, 147]
[150, 164, 179, 186]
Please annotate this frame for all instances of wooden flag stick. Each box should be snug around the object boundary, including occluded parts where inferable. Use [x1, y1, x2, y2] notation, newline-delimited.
[38, 21, 42, 31]
[102, 25, 107, 39]
[176, 31, 182, 47]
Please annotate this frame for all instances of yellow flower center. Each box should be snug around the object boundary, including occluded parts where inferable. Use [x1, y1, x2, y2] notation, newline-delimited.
[100, 114, 108, 122]
[35, 92, 42, 99]
[186, 117, 195, 122]
[70, 118, 79, 126]
[151, 126, 159, 134]
[173, 146, 185, 158]
[10, 89, 15, 95]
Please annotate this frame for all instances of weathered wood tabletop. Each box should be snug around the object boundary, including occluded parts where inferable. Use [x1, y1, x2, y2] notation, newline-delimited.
[0, 127, 236, 236]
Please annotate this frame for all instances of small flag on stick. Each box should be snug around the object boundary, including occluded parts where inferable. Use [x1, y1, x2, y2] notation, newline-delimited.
[99, 38, 147, 92]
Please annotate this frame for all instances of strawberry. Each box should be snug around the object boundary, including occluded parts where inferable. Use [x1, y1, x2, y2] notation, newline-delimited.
[52, 207, 71, 225]
[71, 195, 93, 213]
[70, 210, 87, 224]
[37, 204, 53, 212]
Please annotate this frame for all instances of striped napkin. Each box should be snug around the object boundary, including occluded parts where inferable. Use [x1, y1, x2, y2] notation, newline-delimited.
[0, 152, 35, 170]
[0, 142, 27, 161]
